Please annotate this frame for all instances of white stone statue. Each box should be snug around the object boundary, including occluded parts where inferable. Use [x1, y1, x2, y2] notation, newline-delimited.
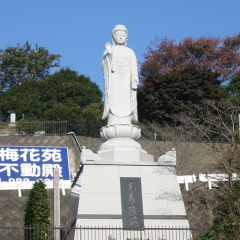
[78, 25, 154, 162]
[102, 25, 139, 125]
[98, 25, 153, 161]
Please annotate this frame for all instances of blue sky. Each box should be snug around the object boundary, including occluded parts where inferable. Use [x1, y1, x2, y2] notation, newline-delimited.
[1, 0, 240, 94]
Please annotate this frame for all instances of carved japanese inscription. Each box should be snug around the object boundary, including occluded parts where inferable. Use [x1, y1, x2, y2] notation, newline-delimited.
[120, 177, 144, 228]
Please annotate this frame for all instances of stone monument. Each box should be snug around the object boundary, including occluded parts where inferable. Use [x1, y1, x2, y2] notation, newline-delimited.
[73, 25, 190, 239]
[97, 24, 153, 163]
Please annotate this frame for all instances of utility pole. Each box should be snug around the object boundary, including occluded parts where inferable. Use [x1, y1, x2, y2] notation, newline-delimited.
[54, 168, 60, 240]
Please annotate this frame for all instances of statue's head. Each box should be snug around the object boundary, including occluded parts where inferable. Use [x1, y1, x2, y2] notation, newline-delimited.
[112, 25, 128, 46]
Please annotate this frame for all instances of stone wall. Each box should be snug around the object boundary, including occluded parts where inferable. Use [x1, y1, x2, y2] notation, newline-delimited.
[181, 189, 222, 228]
[77, 137, 221, 175]
[0, 135, 80, 227]
[0, 189, 71, 227]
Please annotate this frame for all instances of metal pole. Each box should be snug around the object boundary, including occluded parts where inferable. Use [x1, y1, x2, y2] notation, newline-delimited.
[54, 168, 60, 240]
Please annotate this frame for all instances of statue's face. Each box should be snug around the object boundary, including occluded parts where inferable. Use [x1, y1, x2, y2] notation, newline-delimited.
[113, 30, 127, 45]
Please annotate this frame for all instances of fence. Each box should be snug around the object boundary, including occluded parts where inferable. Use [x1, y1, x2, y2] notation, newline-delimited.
[0, 121, 103, 138]
[0, 121, 229, 142]
[0, 226, 206, 240]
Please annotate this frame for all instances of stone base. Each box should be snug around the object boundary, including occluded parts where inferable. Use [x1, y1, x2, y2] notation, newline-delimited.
[100, 124, 141, 142]
[98, 147, 154, 162]
[74, 162, 191, 239]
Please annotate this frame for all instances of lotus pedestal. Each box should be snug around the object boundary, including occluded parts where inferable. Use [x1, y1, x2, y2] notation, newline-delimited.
[98, 124, 154, 162]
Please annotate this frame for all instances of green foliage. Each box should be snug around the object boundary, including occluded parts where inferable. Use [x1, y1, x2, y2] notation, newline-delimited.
[212, 180, 240, 239]
[224, 73, 240, 99]
[0, 41, 61, 92]
[39, 67, 102, 109]
[0, 80, 42, 121]
[43, 103, 83, 121]
[24, 179, 51, 239]
[81, 102, 106, 124]
[0, 67, 103, 122]
[195, 225, 222, 240]
[138, 66, 223, 122]
[139, 32, 240, 123]
[195, 181, 240, 240]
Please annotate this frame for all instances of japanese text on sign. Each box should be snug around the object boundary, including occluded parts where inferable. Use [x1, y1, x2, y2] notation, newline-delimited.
[128, 181, 139, 227]
[120, 177, 144, 228]
[0, 146, 70, 182]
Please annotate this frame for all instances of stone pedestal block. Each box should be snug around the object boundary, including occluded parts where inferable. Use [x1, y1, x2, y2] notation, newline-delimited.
[98, 147, 154, 163]
[74, 161, 190, 229]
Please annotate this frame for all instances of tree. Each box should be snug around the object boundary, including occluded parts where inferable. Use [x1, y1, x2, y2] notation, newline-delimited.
[39, 67, 102, 109]
[24, 179, 51, 239]
[138, 66, 223, 122]
[138, 33, 240, 123]
[150, 99, 240, 239]
[212, 180, 240, 239]
[225, 73, 240, 99]
[196, 181, 240, 240]
[44, 102, 105, 124]
[172, 100, 240, 181]
[0, 67, 103, 122]
[0, 41, 61, 92]
[141, 34, 240, 84]
[170, 100, 240, 239]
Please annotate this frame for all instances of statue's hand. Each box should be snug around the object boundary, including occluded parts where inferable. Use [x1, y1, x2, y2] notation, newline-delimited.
[105, 42, 113, 54]
[132, 75, 139, 89]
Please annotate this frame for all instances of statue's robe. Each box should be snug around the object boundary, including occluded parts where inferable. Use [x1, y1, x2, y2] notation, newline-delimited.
[102, 45, 138, 125]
